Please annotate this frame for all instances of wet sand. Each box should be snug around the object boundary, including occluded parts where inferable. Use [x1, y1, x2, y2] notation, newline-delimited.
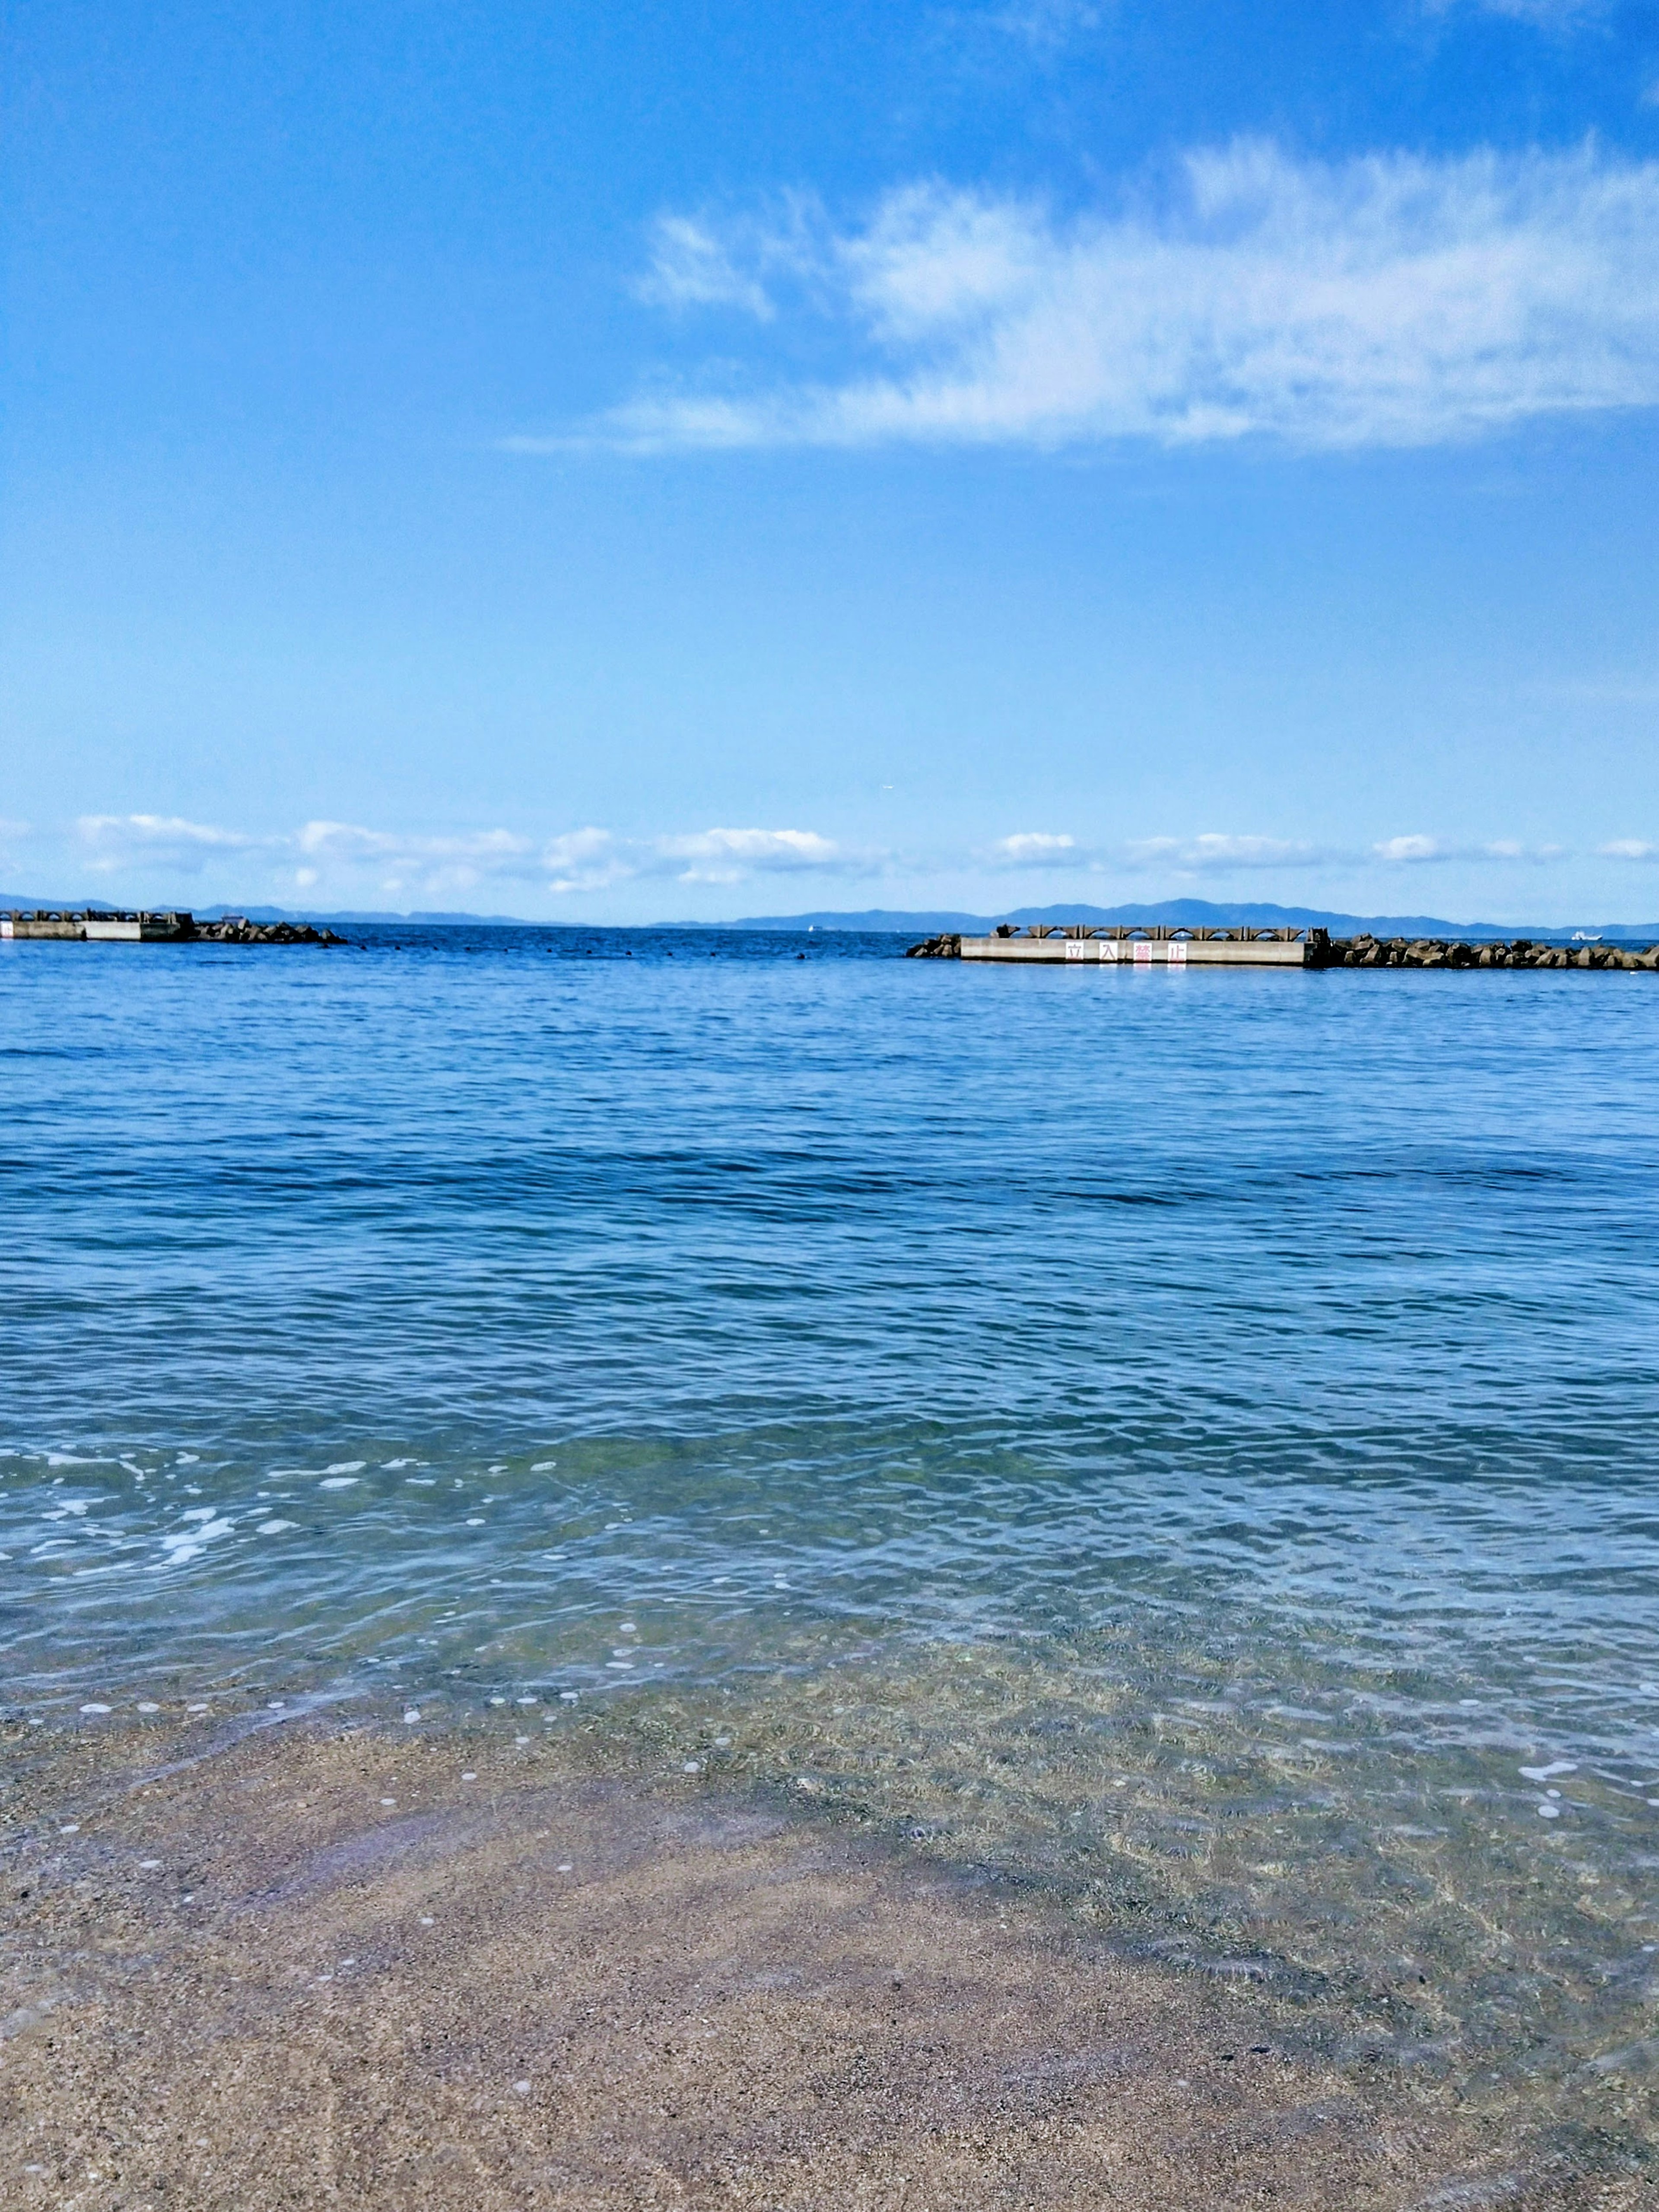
[0, 1715, 1645, 2210]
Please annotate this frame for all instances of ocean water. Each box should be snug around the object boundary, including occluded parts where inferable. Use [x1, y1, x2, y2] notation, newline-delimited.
[5, 925, 1659, 2125]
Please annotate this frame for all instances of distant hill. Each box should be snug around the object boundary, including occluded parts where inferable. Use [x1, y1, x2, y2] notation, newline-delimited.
[716, 899, 1659, 941]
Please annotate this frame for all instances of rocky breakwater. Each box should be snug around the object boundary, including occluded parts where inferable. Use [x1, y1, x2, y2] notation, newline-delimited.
[1317, 934, 1659, 969]
[906, 933, 963, 958]
[1, 909, 343, 944]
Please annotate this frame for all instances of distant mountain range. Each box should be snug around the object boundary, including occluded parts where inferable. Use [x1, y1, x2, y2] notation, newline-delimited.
[714, 899, 1659, 940]
[6, 895, 1657, 940]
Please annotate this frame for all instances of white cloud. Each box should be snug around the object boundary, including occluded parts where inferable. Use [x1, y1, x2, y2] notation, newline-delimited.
[543, 827, 628, 894]
[1375, 833, 1446, 862]
[1599, 838, 1659, 859]
[566, 140, 1659, 455]
[291, 820, 541, 897]
[652, 827, 848, 884]
[990, 831, 1081, 865]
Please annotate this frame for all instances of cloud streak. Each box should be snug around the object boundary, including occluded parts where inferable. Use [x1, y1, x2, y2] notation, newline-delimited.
[542, 140, 1659, 455]
[71, 814, 873, 899]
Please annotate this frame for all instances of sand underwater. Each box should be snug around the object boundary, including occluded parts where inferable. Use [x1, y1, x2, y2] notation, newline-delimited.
[3, 1684, 1655, 2212]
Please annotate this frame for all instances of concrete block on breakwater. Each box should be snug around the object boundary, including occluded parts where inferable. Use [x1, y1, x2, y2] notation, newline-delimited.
[909, 925, 1659, 970]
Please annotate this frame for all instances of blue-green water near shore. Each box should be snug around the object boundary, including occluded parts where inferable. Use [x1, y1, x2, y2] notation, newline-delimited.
[4, 925, 1659, 2123]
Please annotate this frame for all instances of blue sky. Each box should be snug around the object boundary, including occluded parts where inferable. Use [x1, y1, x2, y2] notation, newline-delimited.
[4, 0, 1658, 921]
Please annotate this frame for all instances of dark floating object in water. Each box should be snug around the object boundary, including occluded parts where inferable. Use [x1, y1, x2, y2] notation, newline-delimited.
[0, 909, 343, 946]
[907, 924, 1659, 971]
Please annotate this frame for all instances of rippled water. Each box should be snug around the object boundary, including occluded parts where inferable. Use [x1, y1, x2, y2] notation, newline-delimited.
[5, 925, 1659, 2124]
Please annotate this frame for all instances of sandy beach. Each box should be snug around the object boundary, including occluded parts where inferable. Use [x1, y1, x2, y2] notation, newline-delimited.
[2, 1712, 1645, 2212]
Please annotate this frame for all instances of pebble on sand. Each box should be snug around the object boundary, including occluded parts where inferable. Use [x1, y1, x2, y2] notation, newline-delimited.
[79, 1702, 111, 1714]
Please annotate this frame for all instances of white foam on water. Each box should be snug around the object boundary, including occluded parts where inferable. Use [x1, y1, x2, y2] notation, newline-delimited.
[405, 1477, 435, 1485]
[516, 1696, 538, 1707]
[531, 1461, 557, 1471]
[559, 1691, 578, 1703]
[257, 1519, 297, 1535]
[79, 1702, 110, 1714]
[319, 1477, 359, 1491]
[465, 1517, 485, 1526]
[175, 1454, 199, 1465]
[383, 1458, 416, 1468]
[1520, 1762, 1577, 1782]
[149, 1514, 235, 1569]
[46, 1453, 95, 1468]
[324, 1462, 366, 1475]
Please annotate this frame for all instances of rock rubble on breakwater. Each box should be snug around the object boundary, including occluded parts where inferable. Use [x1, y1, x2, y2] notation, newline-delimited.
[1316, 933, 1659, 969]
[195, 916, 343, 945]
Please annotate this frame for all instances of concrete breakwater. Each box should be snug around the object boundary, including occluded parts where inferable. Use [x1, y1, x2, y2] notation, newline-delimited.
[909, 924, 1659, 969]
[2, 909, 341, 946]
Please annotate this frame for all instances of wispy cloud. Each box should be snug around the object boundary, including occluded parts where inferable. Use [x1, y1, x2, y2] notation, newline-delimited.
[1373, 834, 1566, 863]
[1126, 833, 1326, 871]
[1421, 0, 1609, 28]
[76, 814, 264, 873]
[540, 140, 1659, 456]
[1599, 838, 1659, 860]
[984, 0, 1104, 54]
[654, 826, 847, 883]
[636, 215, 779, 319]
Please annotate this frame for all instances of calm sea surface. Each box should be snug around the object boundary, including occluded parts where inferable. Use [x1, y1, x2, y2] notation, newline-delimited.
[5, 925, 1659, 2117]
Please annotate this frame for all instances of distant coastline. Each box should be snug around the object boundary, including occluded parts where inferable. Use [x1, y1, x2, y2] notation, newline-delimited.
[8, 893, 1659, 940]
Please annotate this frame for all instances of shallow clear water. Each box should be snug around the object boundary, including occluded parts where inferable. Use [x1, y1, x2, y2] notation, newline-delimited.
[4, 926, 1659, 2113]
